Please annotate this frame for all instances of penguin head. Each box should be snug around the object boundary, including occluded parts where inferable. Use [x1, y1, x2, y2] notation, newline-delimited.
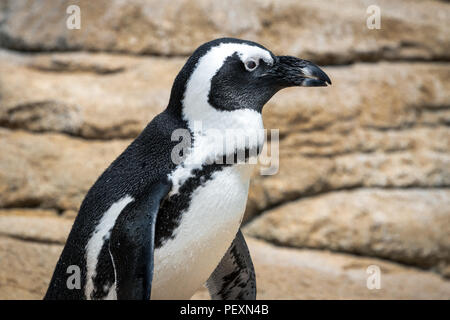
[167, 38, 331, 127]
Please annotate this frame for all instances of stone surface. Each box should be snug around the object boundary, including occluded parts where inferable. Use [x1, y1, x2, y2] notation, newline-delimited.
[1, 234, 449, 300]
[192, 237, 450, 300]
[0, 50, 181, 139]
[0, 215, 73, 244]
[245, 62, 450, 218]
[0, 215, 70, 299]
[0, 237, 62, 299]
[1, 0, 449, 64]
[0, 128, 130, 211]
[0, 208, 58, 218]
[245, 189, 450, 276]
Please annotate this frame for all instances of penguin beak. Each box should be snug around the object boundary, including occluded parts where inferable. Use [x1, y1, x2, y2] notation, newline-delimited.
[268, 56, 332, 87]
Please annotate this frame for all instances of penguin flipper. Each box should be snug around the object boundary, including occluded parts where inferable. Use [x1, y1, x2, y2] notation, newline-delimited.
[109, 181, 170, 300]
[206, 229, 256, 300]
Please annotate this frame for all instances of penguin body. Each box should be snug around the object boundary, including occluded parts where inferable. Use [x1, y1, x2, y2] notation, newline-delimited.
[45, 38, 331, 300]
[153, 163, 253, 299]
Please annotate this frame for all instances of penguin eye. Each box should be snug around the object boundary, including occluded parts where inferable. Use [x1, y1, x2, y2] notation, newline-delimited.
[244, 59, 258, 72]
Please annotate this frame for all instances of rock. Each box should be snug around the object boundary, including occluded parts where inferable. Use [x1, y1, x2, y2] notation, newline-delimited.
[0, 128, 130, 211]
[0, 237, 62, 299]
[0, 215, 72, 244]
[1, 0, 449, 64]
[245, 189, 450, 277]
[263, 63, 450, 133]
[62, 210, 78, 220]
[192, 237, 450, 299]
[0, 100, 84, 136]
[245, 62, 450, 218]
[246, 148, 450, 220]
[0, 50, 183, 139]
[0, 208, 58, 218]
[1, 234, 448, 300]
[0, 213, 72, 299]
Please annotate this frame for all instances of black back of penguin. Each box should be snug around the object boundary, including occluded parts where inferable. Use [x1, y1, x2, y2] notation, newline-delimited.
[44, 110, 185, 299]
[44, 38, 263, 299]
[44, 39, 234, 299]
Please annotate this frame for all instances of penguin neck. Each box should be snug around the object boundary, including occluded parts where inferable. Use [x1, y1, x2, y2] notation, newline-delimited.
[168, 108, 264, 196]
[184, 108, 264, 168]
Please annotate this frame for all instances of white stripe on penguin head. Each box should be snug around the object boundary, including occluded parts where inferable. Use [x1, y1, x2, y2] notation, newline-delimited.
[182, 41, 273, 131]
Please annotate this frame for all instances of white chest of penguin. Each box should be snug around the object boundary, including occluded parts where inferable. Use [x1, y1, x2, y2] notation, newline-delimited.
[150, 163, 254, 299]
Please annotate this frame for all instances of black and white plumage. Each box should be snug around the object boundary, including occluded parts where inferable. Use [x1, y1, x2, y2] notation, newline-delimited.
[206, 230, 256, 299]
[44, 38, 331, 300]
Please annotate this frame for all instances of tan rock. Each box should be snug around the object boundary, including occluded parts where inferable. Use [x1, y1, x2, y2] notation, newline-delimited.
[263, 63, 450, 133]
[0, 128, 130, 211]
[245, 189, 450, 276]
[0, 0, 448, 63]
[1, 235, 448, 300]
[192, 237, 450, 299]
[0, 50, 182, 139]
[0, 208, 58, 218]
[0, 237, 62, 300]
[245, 62, 450, 218]
[247, 149, 450, 218]
[0, 215, 72, 244]
[61, 210, 78, 220]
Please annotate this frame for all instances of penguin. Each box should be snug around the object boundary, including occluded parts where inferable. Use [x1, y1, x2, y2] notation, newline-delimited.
[44, 38, 331, 300]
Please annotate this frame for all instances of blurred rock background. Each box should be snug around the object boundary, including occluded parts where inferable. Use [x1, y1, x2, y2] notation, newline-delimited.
[0, 0, 449, 299]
